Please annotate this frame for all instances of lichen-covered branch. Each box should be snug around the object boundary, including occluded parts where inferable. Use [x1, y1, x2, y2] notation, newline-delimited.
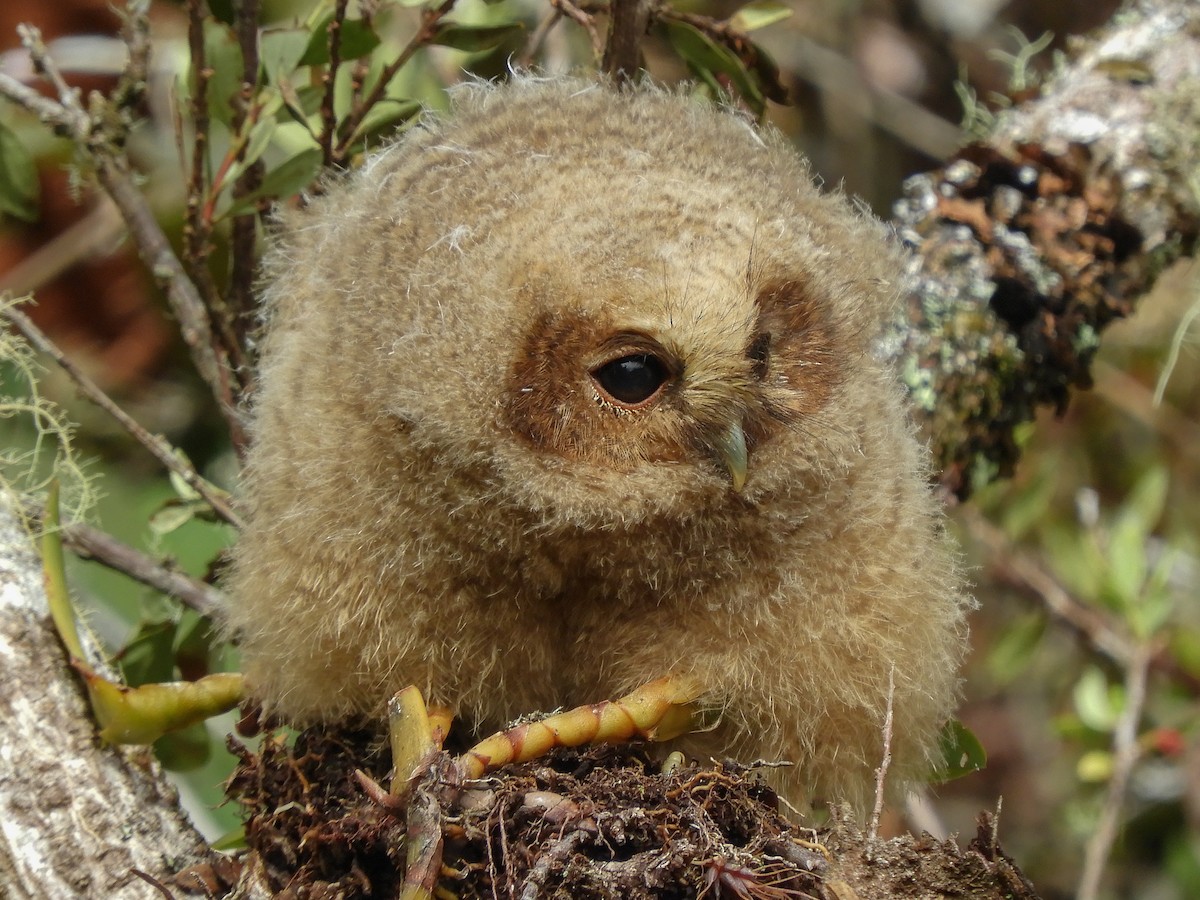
[885, 0, 1200, 498]
[0, 506, 211, 898]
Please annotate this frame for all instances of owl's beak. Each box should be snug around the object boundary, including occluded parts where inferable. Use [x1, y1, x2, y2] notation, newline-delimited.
[714, 420, 748, 492]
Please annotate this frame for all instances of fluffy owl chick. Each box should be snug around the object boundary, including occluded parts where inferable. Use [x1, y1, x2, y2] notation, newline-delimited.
[226, 76, 970, 810]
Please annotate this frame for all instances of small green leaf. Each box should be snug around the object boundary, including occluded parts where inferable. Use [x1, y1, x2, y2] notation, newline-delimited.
[301, 15, 382, 66]
[729, 0, 794, 33]
[662, 20, 764, 111]
[347, 97, 422, 147]
[931, 719, 987, 782]
[1076, 749, 1114, 782]
[226, 147, 323, 216]
[261, 27, 312, 85]
[201, 20, 244, 126]
[211, 825, 247, 852]
[149, 499, 199, 536]
[431, 21, 525, 53]
[1073, 666, 1119, 732]
[986, 611, 1046, 684]
[119, 619, 178, 686]
[0, 120, 39, 222]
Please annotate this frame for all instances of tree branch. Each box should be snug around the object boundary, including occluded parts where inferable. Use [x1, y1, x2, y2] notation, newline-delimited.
[886, 0, 1200, 498]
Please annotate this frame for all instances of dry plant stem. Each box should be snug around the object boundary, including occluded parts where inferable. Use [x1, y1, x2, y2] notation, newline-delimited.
[520, 10, 564, 67]
[868, 667, 895, 842]
[183, 0, 224, 319]
[332, 0, 458, 162]
[1075, 642, 1153, 900]
[226, 0, 264, 389]
[553, 0, 604, 61]
[320, 0, 350, 169]
[602, 0, 651, 80]
[963, 509, 1131, 663]
[2, 306, 243, 529]
[45, 510, 224, 617]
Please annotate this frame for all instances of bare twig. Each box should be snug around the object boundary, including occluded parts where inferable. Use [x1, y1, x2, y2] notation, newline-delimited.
[182, 0, 224, 316]
[1075, 642, 1153, 900]
[868, 666, 895, 842]
[332, 0, 458, 163]
[320, 0, 350, 169]
[519, 10, 564, 68]
[602, 0, 651, 81]
[554, 0, 604, 61]
[2, 305, 243, 530]
[22, 501, 224, 616]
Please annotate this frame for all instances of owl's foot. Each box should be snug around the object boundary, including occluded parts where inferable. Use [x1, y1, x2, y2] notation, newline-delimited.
[457, 675, 703, 779]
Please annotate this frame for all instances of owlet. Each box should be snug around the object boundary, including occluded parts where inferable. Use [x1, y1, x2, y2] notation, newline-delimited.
[226, 76, 971, 810]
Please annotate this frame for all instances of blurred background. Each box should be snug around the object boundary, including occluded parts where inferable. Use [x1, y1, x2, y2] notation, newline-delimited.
[1, 1, 1196, 898]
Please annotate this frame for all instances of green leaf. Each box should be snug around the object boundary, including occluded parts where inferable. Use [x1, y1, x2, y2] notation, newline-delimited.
[211, 825, 247, 852]
[729, 0, 794, 33]
[1169, 627, 1200, 678]
[149, 498, 200, 536]
[202, 20, 244, 126]
[430, 21, 525, 53]
[986, 611, 1046, 684]
[119, 619, 179, 686]
[0, 120, 39, 222]
[154, 723, 214, 771]
[1073, 666, 1119, 732]
[1076, 749, 1114, 782]
[226, 147, 323, 216]
[662, 20, 764, 111]
[261, 27, 312, 85]
[301, 15, 382, 66]
[931, 719, 987, 782]
[346, 97, 423, 148]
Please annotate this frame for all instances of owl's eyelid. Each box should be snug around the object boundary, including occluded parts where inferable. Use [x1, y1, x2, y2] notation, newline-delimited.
[589, 331, 681, 376]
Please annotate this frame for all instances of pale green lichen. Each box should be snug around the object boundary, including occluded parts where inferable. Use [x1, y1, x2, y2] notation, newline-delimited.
[0, 295, 98, 530]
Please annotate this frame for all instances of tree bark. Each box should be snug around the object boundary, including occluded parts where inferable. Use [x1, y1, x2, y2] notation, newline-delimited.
[0, 506, 210, 898]
[888, 0, 1200, 496]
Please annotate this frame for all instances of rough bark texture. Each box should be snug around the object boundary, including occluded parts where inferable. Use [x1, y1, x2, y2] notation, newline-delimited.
[0, 507, 211, 898]
[887, 0, 1200, 497]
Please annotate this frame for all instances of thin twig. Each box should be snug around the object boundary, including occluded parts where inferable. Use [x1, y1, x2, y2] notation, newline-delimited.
[553, 0, 604, 61]
[1075, 642, 1153, 900]
[23, 501, 224, 617]
[228, 0, 263, 385]
[332, 0, 458, 162]
[2, 305, 244, 530]
[519, 9, 564, 67]
[320, 0, 350, 169]
[868, 666, 895, 842]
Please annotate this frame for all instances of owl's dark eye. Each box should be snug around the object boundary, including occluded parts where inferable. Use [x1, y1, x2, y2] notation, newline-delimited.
[591, 354, 669, 406]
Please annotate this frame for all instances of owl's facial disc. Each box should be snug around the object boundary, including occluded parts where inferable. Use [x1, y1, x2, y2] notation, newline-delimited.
[590, 349, 749, 491]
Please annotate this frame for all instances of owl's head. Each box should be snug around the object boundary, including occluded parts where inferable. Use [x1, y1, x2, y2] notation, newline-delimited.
[264, 77, 904, 530]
